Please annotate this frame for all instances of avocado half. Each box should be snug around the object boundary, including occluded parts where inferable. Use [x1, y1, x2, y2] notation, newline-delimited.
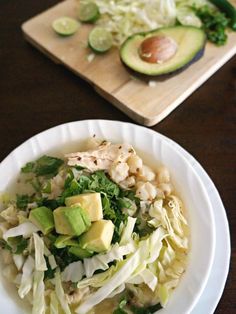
[120, 26, 206, 76]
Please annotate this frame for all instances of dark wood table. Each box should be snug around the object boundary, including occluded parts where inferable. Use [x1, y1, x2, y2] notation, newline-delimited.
[0, 1, 235, 313]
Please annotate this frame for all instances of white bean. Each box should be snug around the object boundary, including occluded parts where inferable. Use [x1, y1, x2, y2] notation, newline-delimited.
[136, 182, 157, 201]
[109, 161, 129, 183]
[156, 166, 170, 183]
[138, 165, 156, 181]
[127, 155, 143, 174]
[157, 183, 173, 196]
[119, 176, 136, 189]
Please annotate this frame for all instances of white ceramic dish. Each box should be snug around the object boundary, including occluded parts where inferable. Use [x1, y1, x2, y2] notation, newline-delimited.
[0, 120, 215, 314]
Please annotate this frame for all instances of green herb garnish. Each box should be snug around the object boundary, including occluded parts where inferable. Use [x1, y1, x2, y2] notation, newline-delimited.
[113, 296, 128, 314]
[4, 236, 28, 254]
[44, 256, 56, 279]
[21, 155, 64, 177]
[195, 5, 229, 45]
[16, 194, 32, 210]
[131, 303, 162, 314]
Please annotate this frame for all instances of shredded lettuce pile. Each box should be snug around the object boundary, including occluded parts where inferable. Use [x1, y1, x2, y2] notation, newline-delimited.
[89, 0, 212, 45]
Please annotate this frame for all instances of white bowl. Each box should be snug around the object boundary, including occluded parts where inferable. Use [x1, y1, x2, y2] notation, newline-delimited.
[0, 120, 215, 314]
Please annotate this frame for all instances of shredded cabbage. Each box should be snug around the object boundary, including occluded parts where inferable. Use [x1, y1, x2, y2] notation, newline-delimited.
[18, 256, 35, 299]
[55, 270, 72, 314]
[107, 283, 125, 298]
[33, 233, 47, 271]
[76, 247, 143, 313]
[148, 197, 188, 250]
[128, 268, 158, 291]
[43, 245, 57, 269]
[77, 265, 117, 289]
[78, 0, 213, 46]
[32, 271, 45, 314]
[76, 227, 167, 314]
[62, 261, 85, 283]
[84, 241, 136, 277]
[48, 255, 57, 270]
[93, 0, 176, 45]
[119, 216, 136, 245]
[3, 222, 39, 240]
[50, 291, 59, 314]
[13, 254, 25, 271]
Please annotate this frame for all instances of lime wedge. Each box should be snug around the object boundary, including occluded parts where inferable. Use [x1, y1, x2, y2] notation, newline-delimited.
[78, 2, 100, 23]
[88, 27, 113, 53]
[52, 17, 79, 36]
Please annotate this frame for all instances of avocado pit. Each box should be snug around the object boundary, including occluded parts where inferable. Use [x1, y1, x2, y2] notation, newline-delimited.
[139, 35, 178, 64]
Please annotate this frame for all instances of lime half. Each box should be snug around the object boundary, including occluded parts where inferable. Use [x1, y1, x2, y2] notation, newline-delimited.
[88, 27, 113, 53]
[78, 2, 100, 23]
[52, 17, 80, 36]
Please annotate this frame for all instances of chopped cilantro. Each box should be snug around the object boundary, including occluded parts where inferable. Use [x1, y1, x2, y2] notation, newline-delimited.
[0, 239, 12, 251]
[21, 161, 35, 173]
[130, 303, 162, 314]
[35, 155, 64, 176]
[113, 296, 128, 314]
[44, 256, 56, 279]
[117, 197, 133, 209]
[38, 198, 59, 210]
[16, 194, 32, 210]
[195, 5, 229, 45]
[89, 171, 120, 197]
[3, 236, 28, 254]
[50, 246, 81, 271]
[31, 177, 42, 192]
[21, 155, 64, 177]
[101, 193, 116, 220]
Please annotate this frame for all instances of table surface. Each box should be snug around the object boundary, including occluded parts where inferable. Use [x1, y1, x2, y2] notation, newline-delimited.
[0, 1, 235, 313]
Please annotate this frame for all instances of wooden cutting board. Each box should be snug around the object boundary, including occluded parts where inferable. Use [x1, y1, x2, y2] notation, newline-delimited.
[22, 0, 236, 126]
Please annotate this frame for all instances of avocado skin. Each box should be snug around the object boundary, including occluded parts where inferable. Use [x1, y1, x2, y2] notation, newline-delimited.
[120, 26, 206, 77]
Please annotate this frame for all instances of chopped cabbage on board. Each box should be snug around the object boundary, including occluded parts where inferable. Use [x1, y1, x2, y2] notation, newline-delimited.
[83, 0, 213, 45]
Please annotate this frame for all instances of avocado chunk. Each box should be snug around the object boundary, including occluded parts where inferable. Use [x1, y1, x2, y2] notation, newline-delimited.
[54, 235, 73, 248]
[65, 193, 103, 222]
[69, 246, 93, 259]
[80, 220, 114, 253]
[54, 235, 84, 248]
[29, 206, 54, 235]
[53, 206, 91, 236]
[120, 26, 206, 76]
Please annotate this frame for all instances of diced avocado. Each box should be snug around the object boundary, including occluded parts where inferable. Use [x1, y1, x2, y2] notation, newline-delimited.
[80, 220, 114, 253]
[29, 206, 54, 235]
[69, 246, 93, 258]
[54, 235, 81, 248]
[53, 206, 91, 236]
[54, 235, 73, 248]
[120, 26, 206, 76]
[65, 193, 103, 222]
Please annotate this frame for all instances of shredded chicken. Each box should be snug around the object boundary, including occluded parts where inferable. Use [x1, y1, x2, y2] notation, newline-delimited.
[65, 141, 135, 172]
